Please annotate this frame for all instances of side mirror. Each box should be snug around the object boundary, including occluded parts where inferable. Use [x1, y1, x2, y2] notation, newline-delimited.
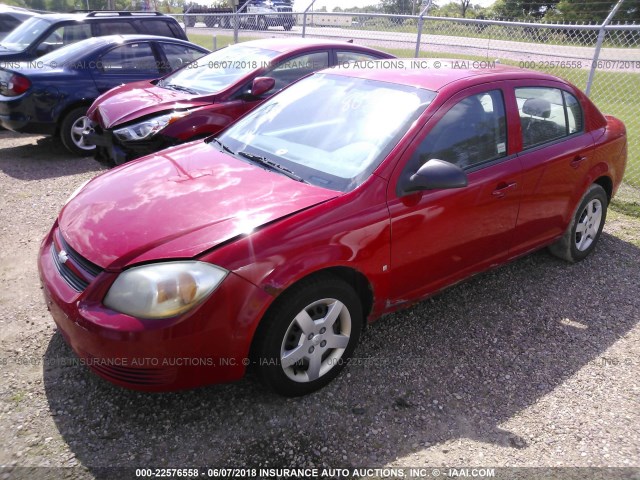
[250, 77, 275, 97]
[401, 159, 468, 195]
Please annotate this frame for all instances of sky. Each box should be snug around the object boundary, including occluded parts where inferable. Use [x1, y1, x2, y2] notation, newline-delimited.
[292, 0, 496, 13]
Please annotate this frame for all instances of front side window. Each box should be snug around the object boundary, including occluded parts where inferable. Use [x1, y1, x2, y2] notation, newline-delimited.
[516, 87, 582, 149]
[410, 90, 507, 170]
[158, 42, 206, 71]
[100, 42, 160, 74]
[41, 23, 91, 48]
[267, 51, 329, 92]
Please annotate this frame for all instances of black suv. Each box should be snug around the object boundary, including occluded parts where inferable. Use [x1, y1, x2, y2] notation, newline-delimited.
[0, 11, 187, 62]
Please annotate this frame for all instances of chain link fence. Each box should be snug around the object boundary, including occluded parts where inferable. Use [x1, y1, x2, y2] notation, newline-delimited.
[177, 11, 640, 190]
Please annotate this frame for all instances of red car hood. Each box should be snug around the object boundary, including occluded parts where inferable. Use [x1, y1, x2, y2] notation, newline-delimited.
[88, 81, 215, 129]
[58, 141, 338, 270]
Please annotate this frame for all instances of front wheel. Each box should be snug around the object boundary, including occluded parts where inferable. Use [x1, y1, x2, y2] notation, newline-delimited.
[60, 107, 95, 156]
[549, 184, 608, 263]
[252, 274, 362, 396]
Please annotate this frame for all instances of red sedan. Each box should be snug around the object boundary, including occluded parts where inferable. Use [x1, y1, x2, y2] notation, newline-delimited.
[39, 61, 627, 396]
[84, 37, 394, 165]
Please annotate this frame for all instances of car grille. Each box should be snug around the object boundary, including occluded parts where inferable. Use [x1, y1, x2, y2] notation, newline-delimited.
[51, 229, 103, 292]
[89, 360, 178, 386]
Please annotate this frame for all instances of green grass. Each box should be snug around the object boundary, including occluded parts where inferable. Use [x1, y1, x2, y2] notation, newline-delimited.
[186, 36, 639, 188]
[187, 33, 240, 51]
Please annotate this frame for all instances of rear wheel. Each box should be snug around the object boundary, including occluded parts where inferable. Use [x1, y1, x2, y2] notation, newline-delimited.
[60, 107, 95, 156]
[257, 16, 267, 30]
[253, 274, 362, 396]
[549, 184, 608, 263]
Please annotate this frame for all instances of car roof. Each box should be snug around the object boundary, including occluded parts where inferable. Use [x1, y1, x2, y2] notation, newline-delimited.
[26, 11, 174, 22]
[323, 59, 571, 91]
[51, 34, 206, 51]
[240, 37, 389, 53]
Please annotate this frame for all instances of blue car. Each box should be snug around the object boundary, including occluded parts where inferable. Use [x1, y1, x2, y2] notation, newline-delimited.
[0, 34, 208, 155]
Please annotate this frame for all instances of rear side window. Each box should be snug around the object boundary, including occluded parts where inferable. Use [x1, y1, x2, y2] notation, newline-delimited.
[99, 42, 160, 74]
[336, 50, 383, 65]
[95, 21, 137, 35]
[516, 87, 583, 149]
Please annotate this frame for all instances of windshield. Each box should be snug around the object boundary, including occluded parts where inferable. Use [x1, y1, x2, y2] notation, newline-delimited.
[158, 44, 279, 95]
[1, 16, 52, 51]
[217, 73, 436, 192]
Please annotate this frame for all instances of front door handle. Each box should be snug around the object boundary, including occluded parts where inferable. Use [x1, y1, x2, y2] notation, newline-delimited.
[492, 182, 517, 198]
[570, 155, 588, 169]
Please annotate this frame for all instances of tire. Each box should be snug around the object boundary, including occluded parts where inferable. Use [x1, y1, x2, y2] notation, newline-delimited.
[257, 16, 267, 30]
[184, 15, 195, 28]
[59, 107, 95, 156]
[252, 274, 362, 396]
[204, 15, 215, 28]
[223, 17, 232, 28]
[283, 21, 293, 31]
[549, 184, 608, 263]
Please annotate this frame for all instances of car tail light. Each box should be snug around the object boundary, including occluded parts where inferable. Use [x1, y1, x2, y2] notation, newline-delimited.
[0, 71, 31, 97]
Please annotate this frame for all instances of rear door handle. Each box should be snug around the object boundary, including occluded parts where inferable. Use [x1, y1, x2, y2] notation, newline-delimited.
[570, 155, 588, 169]
[492, 182, 517, 198]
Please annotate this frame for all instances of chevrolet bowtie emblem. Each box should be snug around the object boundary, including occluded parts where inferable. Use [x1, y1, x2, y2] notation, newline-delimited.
[58, 250, 69, 264]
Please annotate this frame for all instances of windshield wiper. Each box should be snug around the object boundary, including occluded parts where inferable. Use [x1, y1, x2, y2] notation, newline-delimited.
[237, 151, 304, 183]
[211, 138, 235, 156]
[161, 83, 199, 95]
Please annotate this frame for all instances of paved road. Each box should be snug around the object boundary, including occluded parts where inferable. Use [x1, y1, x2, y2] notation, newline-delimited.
[184, 23, 640, 66]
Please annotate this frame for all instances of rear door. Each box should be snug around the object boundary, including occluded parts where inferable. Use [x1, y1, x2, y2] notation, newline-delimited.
[507, 81, 594, 256]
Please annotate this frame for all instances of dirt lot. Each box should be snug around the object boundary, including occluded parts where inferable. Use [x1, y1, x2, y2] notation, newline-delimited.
[0, 129, 639, 479]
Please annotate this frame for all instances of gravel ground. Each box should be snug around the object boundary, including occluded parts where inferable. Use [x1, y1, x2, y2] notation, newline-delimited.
[0, 129, 639, 479]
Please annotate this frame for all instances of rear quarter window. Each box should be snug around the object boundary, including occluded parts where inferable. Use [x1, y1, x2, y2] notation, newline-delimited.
[141, 19, 176, 37]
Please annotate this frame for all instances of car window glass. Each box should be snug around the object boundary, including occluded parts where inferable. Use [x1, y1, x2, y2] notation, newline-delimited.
[99, 42, 160, 74]
[409, 89, 507, 170]
[267, 51, 329, 93]
[1, 16, 52, 51]
[95, 21, 137, 35]
[143, 20, 175, 36]
[336, 50, 382, 65]
[159, 42, 205, 71]
[0, 16, 20, 34]
[563, 90, 583, 134]
[41, 23, 91, 50]
[516, 87, 568, 149]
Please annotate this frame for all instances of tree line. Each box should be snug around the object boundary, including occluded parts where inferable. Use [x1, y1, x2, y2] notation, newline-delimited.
[336, 0, 639, 23]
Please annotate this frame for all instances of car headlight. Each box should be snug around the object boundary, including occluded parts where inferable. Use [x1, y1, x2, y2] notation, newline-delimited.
[104, 261, 228, 319]
[113, 112, 186, 142]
